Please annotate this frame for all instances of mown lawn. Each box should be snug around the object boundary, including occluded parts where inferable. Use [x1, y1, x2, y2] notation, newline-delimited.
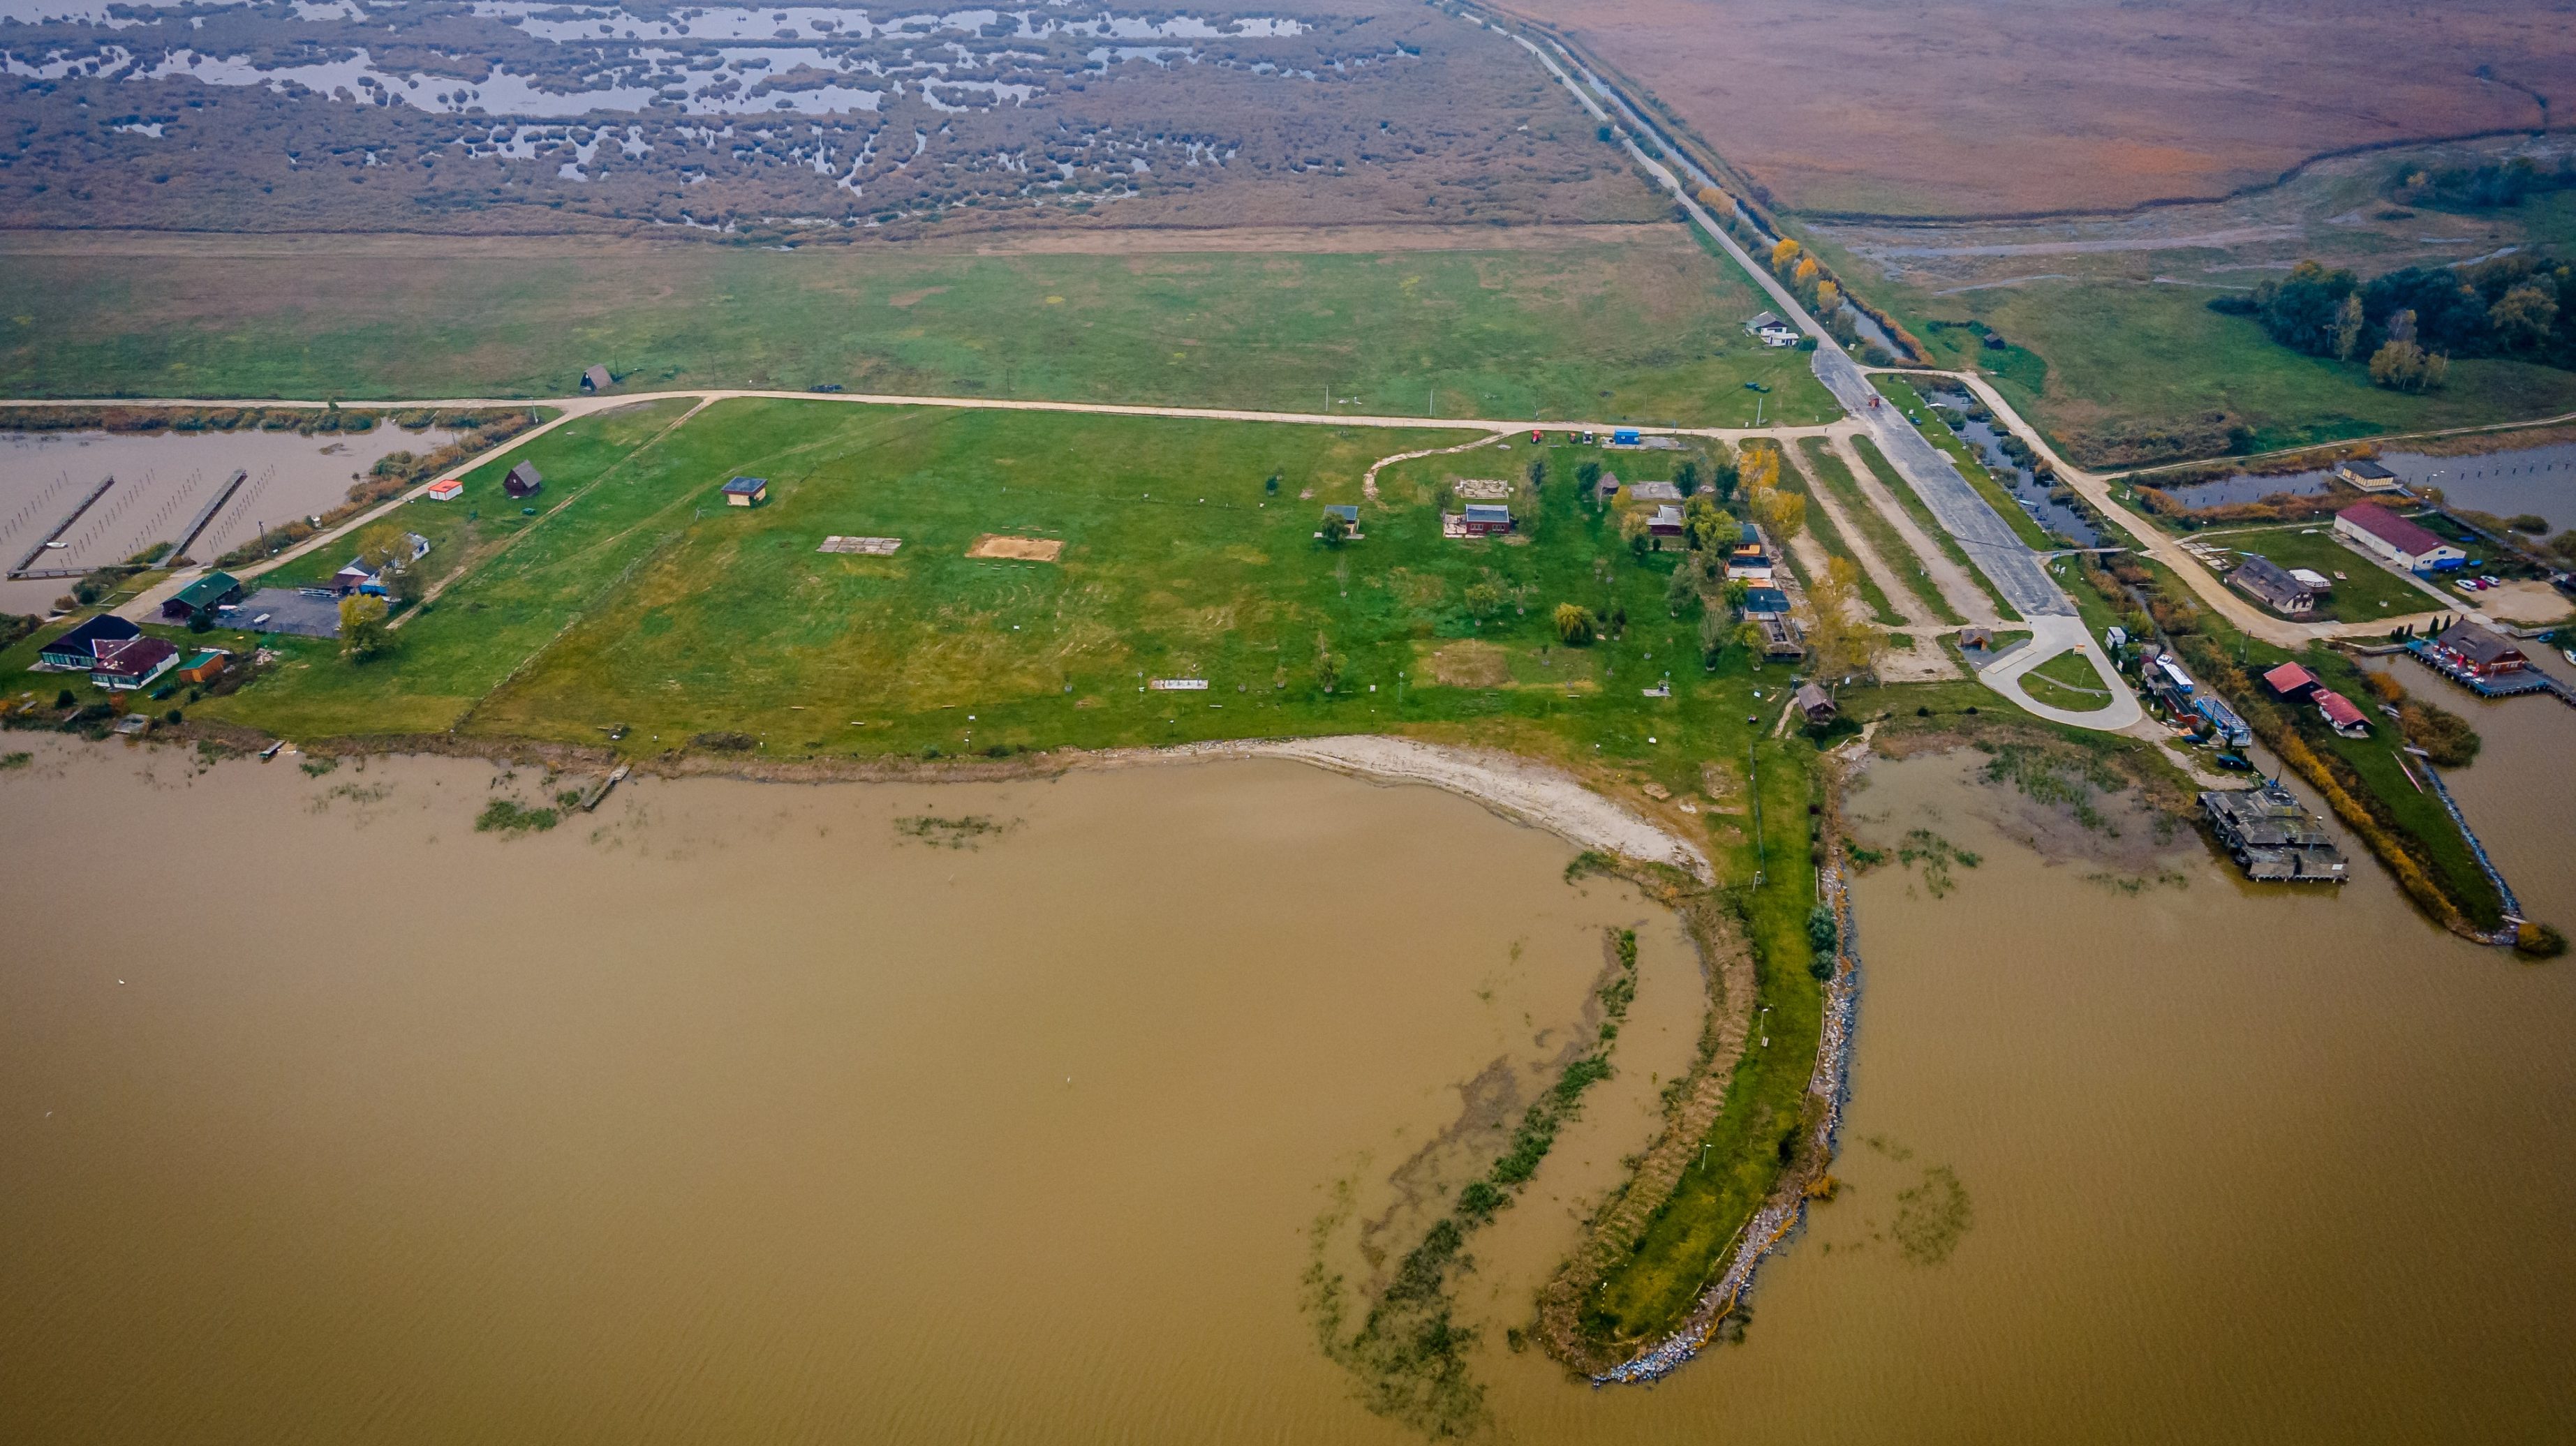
[2193, 523, 2449, 625]
[0, 233, 1835, 426]
[1861, 271, 2576, 463]
[2021, 648, 2116, 713]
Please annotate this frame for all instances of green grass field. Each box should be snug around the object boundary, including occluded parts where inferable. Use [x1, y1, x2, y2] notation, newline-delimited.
[2020, 648, 2116, 712]
[0, 232, 1835, 426]
[2196, 524, 2448, 625]
[1865, 273, 2576, 465]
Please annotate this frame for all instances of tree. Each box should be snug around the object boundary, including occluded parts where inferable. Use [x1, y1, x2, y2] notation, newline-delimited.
[1737, 440, 1781, 495]
[1553, 602, 1596, 646]
[1684, 493, 1735, 552]
[1805, 557, 1884, 680]
[1526, 458, 1548, 491]
[2489, 283, 2559, 350]
[1768, 238, 1802, 276]
[1618, 504, 1654, 557]
[1666, 558, 1704, 618]
[1320, 510, 1352, 547]
[1463, 579, 1505, 621]
[2330, 292, 2367, 361]
[1574, 459, 1602, 502]
[1675, 459, 1701, 496]
[339, 593, 392, 662]
[1313, 633, 1340, 692]
[1723, 576, 1751, 611]
[1696, 185, 1734, 218]
[2368, 338, 2447, 392]
[1814, 280, 1842, 315]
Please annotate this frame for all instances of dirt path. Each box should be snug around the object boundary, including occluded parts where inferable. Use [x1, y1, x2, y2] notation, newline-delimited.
[1782, 433, 1933, 633]
[1360, 431, 1513, 503]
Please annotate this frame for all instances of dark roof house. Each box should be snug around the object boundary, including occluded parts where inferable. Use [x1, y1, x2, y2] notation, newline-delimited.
[37, 613, 141, 670]
[2229, 556, 2315, 615]
[503, 461, 543, 498]
[1794, 682, 1836, 725]
[2432, 620, 2527, 675]
[582, 364, 613, 392]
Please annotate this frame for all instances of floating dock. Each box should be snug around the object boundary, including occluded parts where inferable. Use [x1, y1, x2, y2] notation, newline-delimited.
[170, 469, 250, 565]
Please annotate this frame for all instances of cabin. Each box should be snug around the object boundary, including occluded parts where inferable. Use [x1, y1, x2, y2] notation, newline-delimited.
[2260, 661, 2320, 698]
[2103, 625, 2129, 652]
[503, 461, 544, 499]
[1320, 503, 1361, 540]
[2228, 556, 2316, 616]
[1594, 472, 1621, 505]
[2334, 502, 2463, 572]
[177, 648, 230, 685]
[89, 635, 179, 692]
[332, 534, 430, 596]
[160, 569, 243, 625]
[1725, 523, 1774, 579]
[2334, 458, 2403, 493]
[2315, 688, 2371, 737]
[1648, 504, 1685, 544]
[1460, 503, 1513, 537]
[36, 614, 141, 672]
[2428, 620, 2526, 678]
[427, 478, 464, 502]
[721, 476, 769, 507]
[1744, 311, 1800, 348]
[581, 364, 613, 393]
[1738, 586, 1791, 619]
[1793, 682, 1837, 725]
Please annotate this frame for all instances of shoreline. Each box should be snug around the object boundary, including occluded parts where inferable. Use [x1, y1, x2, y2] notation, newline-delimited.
[1592, 733, 1867, 1383]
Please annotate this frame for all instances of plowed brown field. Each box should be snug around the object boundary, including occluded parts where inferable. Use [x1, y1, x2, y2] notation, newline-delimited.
[1496, 0, 2576, 218]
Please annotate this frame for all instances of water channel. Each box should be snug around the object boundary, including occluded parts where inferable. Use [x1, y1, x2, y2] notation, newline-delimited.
[2, 708, 2571, 1440]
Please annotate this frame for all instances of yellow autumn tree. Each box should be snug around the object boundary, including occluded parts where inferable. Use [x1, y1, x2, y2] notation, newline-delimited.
[1769, 238, 1802, 276]
[1814, 280, 1842, 313]
[1697, 186, 1735, 218]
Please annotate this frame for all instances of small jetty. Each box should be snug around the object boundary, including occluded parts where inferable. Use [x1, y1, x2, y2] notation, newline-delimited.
[10, 475, 116, 580]
[577, 763, 630, 812]
[2201, 782, 2348, 883]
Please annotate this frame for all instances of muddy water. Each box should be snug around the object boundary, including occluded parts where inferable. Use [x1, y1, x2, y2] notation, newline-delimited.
[0, 741, 1701, 1445]
[6, 727, 2574, 1443]
[1546, 747, 2568, 1444]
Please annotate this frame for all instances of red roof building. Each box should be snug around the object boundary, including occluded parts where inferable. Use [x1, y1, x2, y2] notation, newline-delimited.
[2334, 502, 2464, 572]
[2261, 662, 2320, 696]
[2314, 688, 2370, 735]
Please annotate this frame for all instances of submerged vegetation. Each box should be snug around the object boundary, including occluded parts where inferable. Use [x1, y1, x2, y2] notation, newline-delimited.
[1305, 927, 1643, 1438]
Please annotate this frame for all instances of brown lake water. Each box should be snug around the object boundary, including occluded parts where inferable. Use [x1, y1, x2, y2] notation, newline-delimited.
[3, 720, 2573, 1443]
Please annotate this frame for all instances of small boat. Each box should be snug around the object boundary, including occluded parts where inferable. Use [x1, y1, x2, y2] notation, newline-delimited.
[258, 740, 284, 761]
[2212, 752, 2253, 772]
[2561, 647, 2575, 666]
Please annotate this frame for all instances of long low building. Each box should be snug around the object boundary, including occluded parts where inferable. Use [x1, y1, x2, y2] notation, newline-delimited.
[2334, 502, 2464, 573]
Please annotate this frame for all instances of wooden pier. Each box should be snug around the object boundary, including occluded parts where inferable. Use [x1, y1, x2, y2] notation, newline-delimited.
[9, 475, 116, 579]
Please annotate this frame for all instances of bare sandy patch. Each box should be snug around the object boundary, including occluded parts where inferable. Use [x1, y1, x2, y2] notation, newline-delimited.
[1423, 640, 1512, 688]
[966, 534, 1065, 562]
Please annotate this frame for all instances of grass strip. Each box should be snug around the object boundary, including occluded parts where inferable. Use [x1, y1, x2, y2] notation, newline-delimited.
[1796, 438, 1960, 626]
[1774, 443, 1903, 625]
